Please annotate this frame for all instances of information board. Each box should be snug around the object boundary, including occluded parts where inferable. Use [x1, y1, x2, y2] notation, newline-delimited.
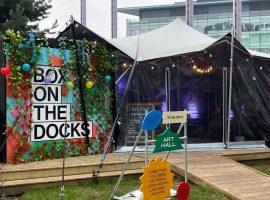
[125, 103, 156, 145]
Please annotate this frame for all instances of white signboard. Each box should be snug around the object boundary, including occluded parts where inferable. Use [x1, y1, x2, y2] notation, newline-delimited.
[162, 111, 191, 124]
[31, 66, 92, 142]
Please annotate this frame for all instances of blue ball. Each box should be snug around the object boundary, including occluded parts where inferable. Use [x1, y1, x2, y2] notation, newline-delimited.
[105, 75, 112, 83]
[22, 63, 31, 72]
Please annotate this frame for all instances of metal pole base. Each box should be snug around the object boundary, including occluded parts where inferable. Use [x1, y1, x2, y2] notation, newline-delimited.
[59, 192, 64, 200]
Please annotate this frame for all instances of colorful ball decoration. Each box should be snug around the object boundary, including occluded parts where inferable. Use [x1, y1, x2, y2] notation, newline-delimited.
[44, 76, 51, 84]
[22, 63, 31, 72]
[66, 81, 74, 89]
[104, 75, 111, 83]
[86, 81, 93, 89]
[0, 67, 11, 76]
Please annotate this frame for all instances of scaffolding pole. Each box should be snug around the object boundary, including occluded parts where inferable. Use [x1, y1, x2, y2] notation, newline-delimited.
[81, 0, 87, 26]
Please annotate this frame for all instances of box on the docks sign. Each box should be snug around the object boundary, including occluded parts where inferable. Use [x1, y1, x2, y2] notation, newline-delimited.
[31, 66, 92, 142]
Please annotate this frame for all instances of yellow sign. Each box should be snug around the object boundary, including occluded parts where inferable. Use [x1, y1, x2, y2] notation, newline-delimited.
[162, 111, 191, 124]
[139, 157, 174, 200]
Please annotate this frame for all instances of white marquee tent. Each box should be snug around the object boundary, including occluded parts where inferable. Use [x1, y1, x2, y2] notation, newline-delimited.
[104, 17, 270, 150]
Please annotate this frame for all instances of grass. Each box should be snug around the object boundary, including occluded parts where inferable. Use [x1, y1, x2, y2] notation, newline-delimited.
[244, 160, 270, 176]
[252, 165, 270, 176]
[20, 176, 230, 200]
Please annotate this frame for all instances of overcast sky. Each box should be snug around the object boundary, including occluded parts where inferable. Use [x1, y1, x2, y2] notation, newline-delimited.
[39, 0, 184, 38]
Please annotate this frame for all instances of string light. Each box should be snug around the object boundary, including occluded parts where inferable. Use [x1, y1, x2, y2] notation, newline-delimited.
[192, 65, 213, 74]
[122, 62, 128, 68]
[189, 53, 215, 74]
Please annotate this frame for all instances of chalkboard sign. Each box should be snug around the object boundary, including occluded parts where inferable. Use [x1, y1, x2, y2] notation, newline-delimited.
[125, 103, 156, 145]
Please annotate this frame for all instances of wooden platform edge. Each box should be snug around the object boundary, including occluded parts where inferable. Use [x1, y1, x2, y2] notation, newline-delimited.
[215, 149, 270, 161]
[0, 169, 143, 196]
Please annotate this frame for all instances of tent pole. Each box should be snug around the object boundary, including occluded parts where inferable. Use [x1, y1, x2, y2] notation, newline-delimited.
[165, 67, 171, 129]
[116, 66, 131, 85]
[227, 0, 236, 149]
[95, 34, 141, 178]
[223, 67, 228, 149]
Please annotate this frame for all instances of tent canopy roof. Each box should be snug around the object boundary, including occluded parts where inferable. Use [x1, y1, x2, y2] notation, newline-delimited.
[107, 18, 217, 61]
[107, 18, 270, 61]
[58, 18, 270, 61]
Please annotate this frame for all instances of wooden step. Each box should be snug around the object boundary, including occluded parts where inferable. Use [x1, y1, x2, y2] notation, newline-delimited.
[0, 154, 145, 181]
[1, 169, 143, 196]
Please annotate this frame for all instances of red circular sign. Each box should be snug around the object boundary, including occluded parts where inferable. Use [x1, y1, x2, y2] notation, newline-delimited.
[176, 182, 190, 200]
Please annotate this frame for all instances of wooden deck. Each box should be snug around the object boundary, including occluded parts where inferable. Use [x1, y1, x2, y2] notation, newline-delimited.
[1, 149, 270, 199]
[166, 151, 270, 200]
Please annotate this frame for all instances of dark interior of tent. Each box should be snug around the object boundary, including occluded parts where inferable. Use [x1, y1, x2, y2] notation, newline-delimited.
[115, 36, 270, 147]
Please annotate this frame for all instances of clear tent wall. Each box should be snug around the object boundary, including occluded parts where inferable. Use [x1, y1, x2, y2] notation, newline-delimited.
[115, 40, 270, 148]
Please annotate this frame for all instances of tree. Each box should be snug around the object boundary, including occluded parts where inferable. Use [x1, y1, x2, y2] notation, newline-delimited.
[0, 0, 52, 32]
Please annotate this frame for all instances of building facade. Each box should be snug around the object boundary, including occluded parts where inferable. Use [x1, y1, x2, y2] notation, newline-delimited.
[118, 0, 270, 53]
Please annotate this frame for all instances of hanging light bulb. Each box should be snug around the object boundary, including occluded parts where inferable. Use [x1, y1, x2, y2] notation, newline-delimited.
[193, 64, 197, 70]
[122, 62, 128, 68]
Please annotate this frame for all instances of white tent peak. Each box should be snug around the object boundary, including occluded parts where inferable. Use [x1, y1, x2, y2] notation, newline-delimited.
[107, 17, 270, 61]
[107, 17, 217, 61]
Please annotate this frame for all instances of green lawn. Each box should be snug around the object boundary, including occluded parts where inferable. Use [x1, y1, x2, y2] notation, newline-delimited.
[245, 161, 270, 176]
[21, 177, 230, 200]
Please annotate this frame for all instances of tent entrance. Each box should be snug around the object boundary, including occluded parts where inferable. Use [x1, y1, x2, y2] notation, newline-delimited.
[116, 54, 226, 147]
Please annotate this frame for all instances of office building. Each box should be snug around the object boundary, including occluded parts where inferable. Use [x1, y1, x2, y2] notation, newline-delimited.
[118, 0, 270, 53]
